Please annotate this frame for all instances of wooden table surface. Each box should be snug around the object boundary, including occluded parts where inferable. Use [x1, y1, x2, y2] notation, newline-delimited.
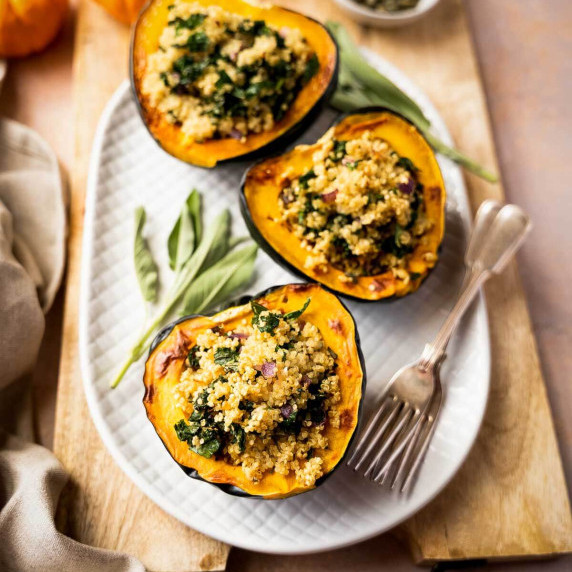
[2, 0, 571, 570]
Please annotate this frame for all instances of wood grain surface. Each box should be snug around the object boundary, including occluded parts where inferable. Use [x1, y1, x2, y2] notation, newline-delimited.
[52, 0, 572, 569]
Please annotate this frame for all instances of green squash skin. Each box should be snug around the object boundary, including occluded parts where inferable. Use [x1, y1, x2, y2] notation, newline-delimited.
[130, 7, 339, 169]
[146, 283, 367, 499]
[239, 106, 444, 303]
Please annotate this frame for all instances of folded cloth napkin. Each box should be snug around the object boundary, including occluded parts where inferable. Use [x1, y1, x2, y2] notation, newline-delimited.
[0, 115, 144, 571]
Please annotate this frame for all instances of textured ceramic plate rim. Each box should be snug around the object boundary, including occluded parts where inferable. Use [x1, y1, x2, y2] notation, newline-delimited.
[79, 51, 490, 555]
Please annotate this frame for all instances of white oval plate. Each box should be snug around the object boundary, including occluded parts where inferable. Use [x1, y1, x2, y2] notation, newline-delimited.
[80, 50, 490, 555]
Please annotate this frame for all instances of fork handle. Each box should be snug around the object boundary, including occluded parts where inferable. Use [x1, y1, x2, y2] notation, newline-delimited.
[419, 203, 531, 371]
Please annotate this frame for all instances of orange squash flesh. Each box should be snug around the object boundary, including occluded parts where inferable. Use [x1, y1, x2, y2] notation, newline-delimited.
[131, 0, 338, 168]
[143, 283, 365, 499]
[241, 109, 446, 301]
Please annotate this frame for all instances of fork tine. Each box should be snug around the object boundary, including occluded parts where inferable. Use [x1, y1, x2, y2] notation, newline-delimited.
[349, 397, 400, 471]
[397, 390, 442, 493]
[372, 408, 425, 483]
[363, 403, 414, 479]
[400, 412, 439, 493]
[389, 411, 428, 489]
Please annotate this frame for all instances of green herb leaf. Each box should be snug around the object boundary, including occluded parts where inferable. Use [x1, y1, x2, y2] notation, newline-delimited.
[181, 244, 258, 315]
[298, 169, 316, 189]
[168, 189, 201, 271]
[169, 13, 206, 33]
[396, 157, 418, 173]
[199, 211, 231, 271]
[214, 347, 240, 371]
[283, 298, 311, 321]
[251, 301, 281, 334]
[187, 345, 201, 369]
[326, 21, 498, 183]
[302, 54, 320, 84]
[133, 207, 159, 303]
[239, 400, 254, 412]
[174, 419, 200, 444]
[191, 436, 221, 458]
[181, 31, 210, 52]
[230, 423, 246, 453]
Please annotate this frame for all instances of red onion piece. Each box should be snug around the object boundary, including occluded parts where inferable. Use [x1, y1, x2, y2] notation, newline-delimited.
[280, 404, 293, 418]
[261, 361, 277, 378]
[398, 178, 415, 195]
[321, 190, 338, 203]
[228, 331, 249, 340]
[230, 128, 243, 140]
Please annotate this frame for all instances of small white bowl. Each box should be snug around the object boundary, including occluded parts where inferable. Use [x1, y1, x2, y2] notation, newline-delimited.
[333, 0, 441, 28]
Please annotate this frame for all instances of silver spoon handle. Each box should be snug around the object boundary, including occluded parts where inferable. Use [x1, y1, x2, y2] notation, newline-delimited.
[420, 203, 531, 370]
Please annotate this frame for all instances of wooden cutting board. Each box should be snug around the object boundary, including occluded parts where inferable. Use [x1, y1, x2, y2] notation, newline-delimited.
[53, 0, 572, 569]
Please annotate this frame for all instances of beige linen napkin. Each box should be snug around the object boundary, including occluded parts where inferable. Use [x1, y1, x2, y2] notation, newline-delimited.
[0, 115, 144, 571]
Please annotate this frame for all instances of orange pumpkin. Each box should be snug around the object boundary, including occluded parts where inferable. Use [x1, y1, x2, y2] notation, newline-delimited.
[93, 0, 146, 24]
[0, 0, 68, 58]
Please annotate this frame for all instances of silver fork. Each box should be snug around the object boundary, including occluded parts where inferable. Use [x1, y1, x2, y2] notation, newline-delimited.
[347, 200, 531, 487]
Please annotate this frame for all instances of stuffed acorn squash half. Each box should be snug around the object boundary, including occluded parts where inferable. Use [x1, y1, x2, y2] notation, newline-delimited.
[144, 283, 365, 499]
[241, 108, 446, 301]
[131, 0, 338, 167]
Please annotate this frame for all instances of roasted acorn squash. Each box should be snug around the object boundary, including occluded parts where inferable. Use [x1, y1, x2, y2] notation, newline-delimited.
[241, 108, 446, 301]
[131, 0, 338, 168]
[143, 283, 365, 499]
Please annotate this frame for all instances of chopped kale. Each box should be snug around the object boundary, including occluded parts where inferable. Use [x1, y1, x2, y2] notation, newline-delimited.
[279, 406, 300, 433]
[329, 139, 347, 163]
[239, 400, 255, 412]
[187, 345, 201, 369]
[302, 54, 320, 84]
[327, 347, 338, 360]
[172, 55, 209, 87]
[283, 298, 311, 321]
[307, 393, 326, 425]
[409, 272, 422, 280]
[396, 156, 418, 173]
[193, 388, 211, 412]
[189, 408, 204, 422]
[215, 69, 233, 89]
[169, 13, 206, 34]
[159, 71, 170, 87]
[251, 301, 281, 334]
[214, 347, 240, 371]
[382, 224, 414, 258]
[332, 235, 352, 258]
[191, 429, 221, 459]
[177, 31, 210, 52]
[298, 169, 316, 190]
[174, 419, 200, 444]
[238, 19, 271, 37]
[230, 424, 246, 453]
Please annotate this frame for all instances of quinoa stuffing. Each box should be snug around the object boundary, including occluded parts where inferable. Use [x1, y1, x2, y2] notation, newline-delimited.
[173, 297, 341, 487]
[279, 129, 435, 283]
[141, 0, 319, 142]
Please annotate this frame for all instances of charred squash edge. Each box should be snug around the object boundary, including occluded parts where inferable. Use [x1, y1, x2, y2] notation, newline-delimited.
[130, 0, 339, 168]
[143, 283, 366, 499]
[240, 107, 446, 302]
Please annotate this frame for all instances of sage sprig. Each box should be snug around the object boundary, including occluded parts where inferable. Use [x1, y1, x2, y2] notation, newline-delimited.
[327, 21, 498, 183]
[133, 207, 159, 303]
[168, 189, 201, 271]
[111, 191, 258, 388]
[181, 243, 258, 315]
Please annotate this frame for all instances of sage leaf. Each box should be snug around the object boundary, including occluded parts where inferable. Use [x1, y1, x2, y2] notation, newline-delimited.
[326, 21, 498, 183]
[168, 189, 201, 270]
[283, 298, 311, 321]
[133, 207, 159, 303]
[181, 243, 258, 315]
